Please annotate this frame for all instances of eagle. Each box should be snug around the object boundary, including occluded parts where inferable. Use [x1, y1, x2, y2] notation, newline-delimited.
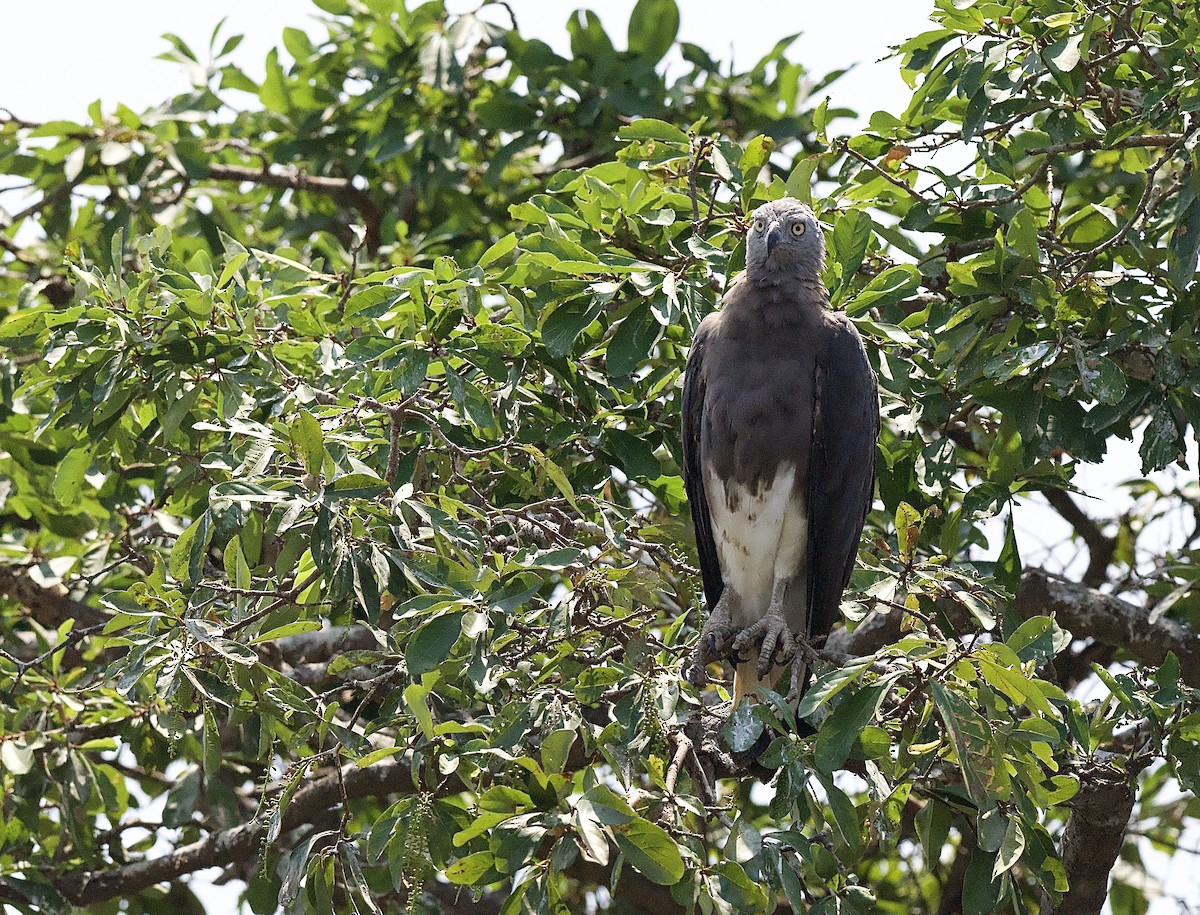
[682, 198, 879, 705]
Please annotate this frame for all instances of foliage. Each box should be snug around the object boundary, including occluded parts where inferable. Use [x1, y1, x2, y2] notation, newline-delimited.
[1, 1, 1199, 913]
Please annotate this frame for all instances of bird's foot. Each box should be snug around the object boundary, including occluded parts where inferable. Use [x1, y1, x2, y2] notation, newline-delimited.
[685, 602, 736, 688]
[732, 605, 796, 680]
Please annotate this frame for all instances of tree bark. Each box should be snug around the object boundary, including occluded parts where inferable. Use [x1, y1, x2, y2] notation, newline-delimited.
[55, 758, 453, 905]
[1040, 761, 1137, 915]
[831, 568, 1200, 688]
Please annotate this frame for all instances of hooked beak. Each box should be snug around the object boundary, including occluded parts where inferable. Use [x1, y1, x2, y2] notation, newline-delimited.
[765, 222, 783, 257]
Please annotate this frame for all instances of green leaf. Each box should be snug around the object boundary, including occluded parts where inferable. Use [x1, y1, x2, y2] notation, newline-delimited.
[52, 447, 92, 505]
[445, 851, 498, 884]
[814, 683, 886, 773]
[1043, 32, 1083, 74]
[932, 682, 1004, 808]
[403, 683, 435, 739]
[992, 816, 1025, 878]
[895, 501, 921, 557]
[617, 119, 690, 144]
[1140, 405, 1182, 472]
[540, 728, 575, 774]
[987, 412, 1023, 486]
[581, 785, 636, 825]
[611, 816, 686, 886]
[829, 209, 873, 293]
[290, 410, 324, 478]
[1168, 196, 1200, 288]
[574, 804, 611, 864]
[169, 511, 213, 587]
[916, 798, 952, 867]
[963, 847, 1005, 915]
[406, 612, 464, 676]
[817, 771, 865, 857]
[203, 706, 221, 777]
[606, 303, 662, 376]
[845, 264, 921, 316]
[479, 232, 518, 268]
[786, 157, 819, 204]
[995, 511, 1022, 594]
[1076, 351, 1128, 405]
[250, 620, 322, 644]
[713, 860, 770, 908]
[627, 0, 679, 65]
[259, 48, 291, 113]
[224, 534, 251, 590]
[738, 134, 774, 208]
[1007, 616, 1070, 664]
[162, 765, 202, 827]
[796, 657, 873, 719]
[0, 741, 35, 775]
[723, 700, 765, 752]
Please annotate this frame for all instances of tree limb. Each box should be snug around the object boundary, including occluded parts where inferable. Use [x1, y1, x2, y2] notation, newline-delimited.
[1040, 760, 1139, 915]
[1042, 489, 1116, 588]
[832, 568, 1200, 687]
[205, 163, 390, 252]
[275, 623, 378, 667]
[0, 565, 107, 629]
[54, 758, 446, 905]
[1013, 569, 1200, 688]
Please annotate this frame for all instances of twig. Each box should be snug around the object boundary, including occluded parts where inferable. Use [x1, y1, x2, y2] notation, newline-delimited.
[951, 157, 1050, 211]
[836, 140, 926, 202]
[225, 568, 324, 635]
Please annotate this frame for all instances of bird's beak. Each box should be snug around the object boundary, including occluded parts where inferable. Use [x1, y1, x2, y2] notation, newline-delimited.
[765, 222, 783, 257]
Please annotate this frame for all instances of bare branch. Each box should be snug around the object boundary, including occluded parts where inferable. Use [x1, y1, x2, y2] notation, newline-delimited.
[1042, 489, 1116, 588]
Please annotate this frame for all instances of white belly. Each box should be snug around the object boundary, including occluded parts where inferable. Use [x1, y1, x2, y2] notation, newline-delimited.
[704, 464, 808, 628]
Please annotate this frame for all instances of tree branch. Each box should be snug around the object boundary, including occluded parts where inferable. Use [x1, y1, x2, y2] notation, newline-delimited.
[1040, 760, 1139, 915]
[0, 565, 107, 629]
[54, 758, 443, 905]
[1013, 569, 1200, 688]
[831, 567, 1200, 686]
[204, 163, 391, 252]
[1042, 489, 1116, 588]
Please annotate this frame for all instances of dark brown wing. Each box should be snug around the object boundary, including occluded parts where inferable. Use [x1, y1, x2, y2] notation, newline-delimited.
[807, 318, 879, 642]
[682, 322, 724, 611]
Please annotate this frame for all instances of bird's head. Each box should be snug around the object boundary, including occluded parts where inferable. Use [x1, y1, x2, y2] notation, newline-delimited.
[744, 198, 824, 285]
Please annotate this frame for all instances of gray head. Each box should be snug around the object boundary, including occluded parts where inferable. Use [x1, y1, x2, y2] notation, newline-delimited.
[744, 198, 824, 285]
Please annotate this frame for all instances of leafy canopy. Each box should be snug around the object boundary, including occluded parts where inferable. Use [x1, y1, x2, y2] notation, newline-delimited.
[1, 1, 1199, 914]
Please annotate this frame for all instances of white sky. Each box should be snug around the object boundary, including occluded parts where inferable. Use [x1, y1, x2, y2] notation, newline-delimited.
[0, 0, 931, 123]
[2, 2, 1196, 912]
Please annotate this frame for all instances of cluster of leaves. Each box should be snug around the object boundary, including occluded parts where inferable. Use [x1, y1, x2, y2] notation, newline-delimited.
[1, 0, 1200, 913]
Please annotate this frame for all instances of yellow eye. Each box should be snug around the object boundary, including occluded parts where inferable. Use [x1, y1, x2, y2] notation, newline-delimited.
[791, 221, 806, 236]
[752, 219, 766, 232]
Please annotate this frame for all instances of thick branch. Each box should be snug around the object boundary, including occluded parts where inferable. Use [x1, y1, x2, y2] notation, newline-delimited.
[832, 568, 1200, 687]
[0, 565, 107, 628]
[1040, 761, 1137, 915]
[204, 163, 391, 252]
[275, 623, 377, 667]
[1014, 569, 1200, 688]
[55, 758, 436, 905]
[568, 860, 686, 915]
[1042, 489, 1116, 588]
